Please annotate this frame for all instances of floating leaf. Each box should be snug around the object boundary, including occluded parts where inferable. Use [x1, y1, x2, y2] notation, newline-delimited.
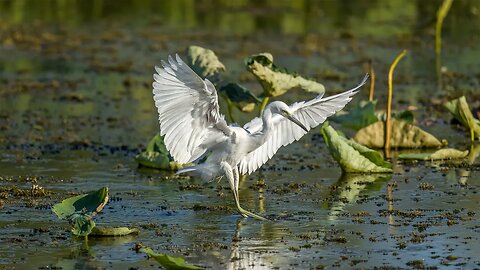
[186, 45, 225, 80]
[245, 53, 325, 97]
[219, 83, 261, 112]
[398, 148, 469, 160]
[135, 134, 187, 170]
[52, 187, 109, 220]
[445, 96, 480, 141]
[140, 247, 204, 270]
[90, 226, 139, 237]
[353, 119, 444, 148]
[331, 100, 379, 130]
[321, 123, 392, 173]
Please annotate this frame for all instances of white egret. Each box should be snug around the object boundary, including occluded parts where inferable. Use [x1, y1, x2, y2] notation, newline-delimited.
[153, 54, 368, 220]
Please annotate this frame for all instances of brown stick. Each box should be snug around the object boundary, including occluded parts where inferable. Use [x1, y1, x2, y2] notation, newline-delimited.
[368, 60, 375, 101]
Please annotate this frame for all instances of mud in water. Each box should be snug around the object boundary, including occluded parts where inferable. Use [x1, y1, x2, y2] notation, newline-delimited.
[1, 0, 480, 269]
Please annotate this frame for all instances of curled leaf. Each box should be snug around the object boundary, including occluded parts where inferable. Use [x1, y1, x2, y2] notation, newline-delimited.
[52, 187, 109, 220]
[321, 123, 392, 173]
[445, 96, 480, 141]
[219, 83, 261, 112]
[245, 53, 325, 97]
[135, 134, 187, 170]
[353, 119, 444, 148]
[90, 226, 139, 237]
[140, 247, 204, 270]
[186, 45, 225, 80]
[398, 148, 469, 160]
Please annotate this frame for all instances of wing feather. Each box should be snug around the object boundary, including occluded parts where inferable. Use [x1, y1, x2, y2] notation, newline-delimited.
[238, 75, 368, 174]
[153, 54, 230, 164]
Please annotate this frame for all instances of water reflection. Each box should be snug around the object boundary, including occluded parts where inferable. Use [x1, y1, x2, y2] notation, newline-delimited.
[324, 173, 391, 220]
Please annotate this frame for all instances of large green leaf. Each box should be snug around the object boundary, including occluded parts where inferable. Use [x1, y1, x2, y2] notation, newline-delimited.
[52, 187, 108, 236]
[398, 148, 469, 160]
[321, 123, 392, 173]
[245, 53, 325, 97]
[186, 45, 225, 80]
[52, 187, 109, 220]
[445, 96, 480, 141]
[135, 134, 186, 170]
[140, 247, 204, 270]
[353, 119, 444, 148]
[331, 100, 379, 130]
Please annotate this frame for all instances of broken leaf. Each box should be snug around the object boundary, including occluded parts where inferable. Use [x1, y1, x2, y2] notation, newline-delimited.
[353, 119, 444, 148]
[331, 100, 379, 130]
[90, 226, 139, 237]
[321, 123, 392, 173]
[140, 247, 203, 270]
[135, 134, 186, 170]
[245, 53, 325, 97]
[398, 148, 469, 160]
[445, 96, 480, 141]
[70, 214, 96, 237]
[186, 45, 225, 81]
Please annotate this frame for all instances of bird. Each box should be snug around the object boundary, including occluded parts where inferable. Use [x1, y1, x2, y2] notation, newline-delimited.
[152, 54, 368, 220]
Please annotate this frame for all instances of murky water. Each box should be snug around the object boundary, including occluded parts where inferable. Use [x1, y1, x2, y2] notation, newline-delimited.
[1, 1, 480, 269]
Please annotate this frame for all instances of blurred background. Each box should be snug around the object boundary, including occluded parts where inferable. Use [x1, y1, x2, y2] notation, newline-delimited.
[0, 0, 479, 147]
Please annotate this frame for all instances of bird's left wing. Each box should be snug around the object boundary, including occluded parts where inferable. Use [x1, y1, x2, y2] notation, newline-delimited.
[153, 54, 230, 164]
[238, 75, 369, 175]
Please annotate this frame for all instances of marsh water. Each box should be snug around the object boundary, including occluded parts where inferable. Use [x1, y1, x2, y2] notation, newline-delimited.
[1, 1, 480, 269]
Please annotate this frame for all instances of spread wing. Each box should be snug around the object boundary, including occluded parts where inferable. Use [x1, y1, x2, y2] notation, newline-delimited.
[238, 75, 369, 174]
[153, 54, 231, 164]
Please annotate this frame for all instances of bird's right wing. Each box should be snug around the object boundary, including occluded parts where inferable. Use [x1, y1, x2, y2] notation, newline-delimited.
[238, 75, 369, 175]
[153, 54, 231, 164]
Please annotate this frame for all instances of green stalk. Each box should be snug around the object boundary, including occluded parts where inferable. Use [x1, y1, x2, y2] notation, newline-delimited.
[385, 50, 407, 152]
[435, 0, 454, 89]
[259, 96, 270, 113]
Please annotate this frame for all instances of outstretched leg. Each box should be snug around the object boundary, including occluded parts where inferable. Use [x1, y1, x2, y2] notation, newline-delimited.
[220, 162, 267, 220]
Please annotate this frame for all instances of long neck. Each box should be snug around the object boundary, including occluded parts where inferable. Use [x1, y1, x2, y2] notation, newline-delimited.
[261, 107, 274, 135]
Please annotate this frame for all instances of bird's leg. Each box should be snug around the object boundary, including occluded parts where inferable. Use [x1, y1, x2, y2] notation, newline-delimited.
[220, 162, 267, 220]
[233, 166, 267, 221]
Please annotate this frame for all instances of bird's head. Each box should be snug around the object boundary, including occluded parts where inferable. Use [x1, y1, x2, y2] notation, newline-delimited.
[268, 101, 308, 132]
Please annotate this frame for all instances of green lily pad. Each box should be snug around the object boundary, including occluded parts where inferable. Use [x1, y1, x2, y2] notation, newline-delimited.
[140, 247, 204, 270]
[90, 226, 140, 237]
[445, 96, 480, 141]
[353, 119, 444, 148]
[135, 134, 186, 170]
[321, 123, 392, 173]
[245, 53, 325, 97]
[186, 45, 225, 80]
[398, 148, 469, 160]
[331, 100, 379, 130]
[52, 187, 109, 220]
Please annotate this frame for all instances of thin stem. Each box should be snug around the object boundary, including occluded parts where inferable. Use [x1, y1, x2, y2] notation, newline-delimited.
[435, 0, 454, 90]
[368, 60, 375, 101]
[386, 50, 407, 152]
[259, 96, 270, 113]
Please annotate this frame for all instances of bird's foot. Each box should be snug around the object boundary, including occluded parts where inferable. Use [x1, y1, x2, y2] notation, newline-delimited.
[237, 207, 268, 221]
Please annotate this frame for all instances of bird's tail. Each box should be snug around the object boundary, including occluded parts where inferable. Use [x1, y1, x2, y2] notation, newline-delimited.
[176, 164, 220, 181]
